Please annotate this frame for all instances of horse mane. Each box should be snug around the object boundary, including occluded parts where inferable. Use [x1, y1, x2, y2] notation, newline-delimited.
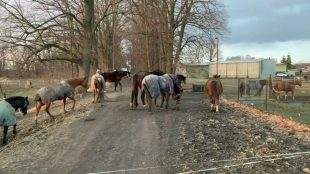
[213, 74, 221, 79]
[150, 69, 165, 76]
[65, 77, 88, 88]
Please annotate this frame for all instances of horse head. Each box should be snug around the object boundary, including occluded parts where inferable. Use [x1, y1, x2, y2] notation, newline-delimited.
[213, 74, 221, 79]
[176, 74, 186, 84]
[5, 96, 29, 115]
[126, 71, 131, 77]
[20, 96, 29, 115]
[294, 77, 302, 86]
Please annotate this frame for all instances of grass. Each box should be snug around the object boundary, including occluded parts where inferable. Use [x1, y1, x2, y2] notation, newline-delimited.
[187, 77, 310, 125]
[1, 86, 38, 99]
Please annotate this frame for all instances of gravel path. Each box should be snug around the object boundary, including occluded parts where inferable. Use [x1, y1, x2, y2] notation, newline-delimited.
[0, 87, 308, 174]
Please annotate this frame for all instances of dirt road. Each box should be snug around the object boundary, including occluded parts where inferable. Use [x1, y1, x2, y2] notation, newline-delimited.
[0, 87, 309, 173]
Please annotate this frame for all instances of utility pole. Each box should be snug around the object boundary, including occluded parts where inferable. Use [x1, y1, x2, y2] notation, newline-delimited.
[215, 37, 219, 75]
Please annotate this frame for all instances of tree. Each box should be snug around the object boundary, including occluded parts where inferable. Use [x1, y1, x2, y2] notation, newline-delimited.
[280, 54, 294, 70]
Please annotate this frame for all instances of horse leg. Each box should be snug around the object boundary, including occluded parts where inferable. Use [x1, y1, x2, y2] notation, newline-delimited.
[68, 96, 76, 110]
[165, 93, 170, 109]
[119, 82, 122, 92]
[160, 93, 165, 108]
[45, 103, 54, 121]
[114, 82, 118, 91]
[141, 90, 146, 107]
[292, 90, 295, 100]
[285, 92, 287, 100]
[13, 124, 17, 136]
[63, 98, 67, 113]
[93, 90, 96, 103]
[35, 101, 43, 125]
[215, 104, 219, 112]
[3, 126, 8, 144]
[145, 90, 153, 111]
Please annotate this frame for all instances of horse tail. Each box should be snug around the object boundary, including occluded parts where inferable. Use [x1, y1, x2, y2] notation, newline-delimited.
[143, 83, 152, 99]
[34, 93, 41, 102]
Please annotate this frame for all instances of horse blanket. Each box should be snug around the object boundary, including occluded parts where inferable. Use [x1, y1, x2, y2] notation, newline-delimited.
[88, 73, 105, 92]
[36, 81, 74, 103]
[240, 79, 266, 96]
[142, 74, 174, 99]
[0, 100, 16, 126]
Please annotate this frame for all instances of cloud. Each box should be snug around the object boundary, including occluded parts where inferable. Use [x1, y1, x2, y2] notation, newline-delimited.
[224, 0, 310, 43]
[222, 40, 310, 62]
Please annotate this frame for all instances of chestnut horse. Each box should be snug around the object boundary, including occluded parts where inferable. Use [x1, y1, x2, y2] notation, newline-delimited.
[272, 78, 302, 100]
[101, 70, 130, 91]
[204, 75, 223, 112]
[130, 70, 165, 109]
[34, 77, 87, 124]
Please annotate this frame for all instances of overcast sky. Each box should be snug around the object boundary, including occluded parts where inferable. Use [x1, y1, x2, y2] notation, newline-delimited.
[222, 0, 310, 63]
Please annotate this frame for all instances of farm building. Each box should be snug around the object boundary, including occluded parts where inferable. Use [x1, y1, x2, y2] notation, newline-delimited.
[176, 63, 209, 78]
[209, 59, 276, 79]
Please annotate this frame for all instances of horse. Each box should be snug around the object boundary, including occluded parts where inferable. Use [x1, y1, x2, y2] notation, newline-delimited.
[142, 74, 185, 111]
[272, 78, 302, 100]
[0, 96, 29, 144]
[204, 75, 223, 112]
[239, 79, 267, 97]
[34, 77, 87, 124]
[89, 72, 105, 103]
[130, 70, 165, 109]
[101, 70, 130, 91]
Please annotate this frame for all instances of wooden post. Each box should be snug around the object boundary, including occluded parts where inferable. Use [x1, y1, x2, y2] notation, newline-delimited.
[265, 74, 270, 111]
[237, 78, 240, 101]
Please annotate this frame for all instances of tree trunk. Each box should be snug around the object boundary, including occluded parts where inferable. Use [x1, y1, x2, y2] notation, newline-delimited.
[82, 0, 95, 78]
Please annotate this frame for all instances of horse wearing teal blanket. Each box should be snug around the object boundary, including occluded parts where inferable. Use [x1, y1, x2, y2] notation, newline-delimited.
[0, 96, 29, 144]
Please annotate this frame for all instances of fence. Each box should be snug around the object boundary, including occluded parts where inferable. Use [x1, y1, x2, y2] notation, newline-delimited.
[186, 76, 309, 124]
[221, 76, 310, 125]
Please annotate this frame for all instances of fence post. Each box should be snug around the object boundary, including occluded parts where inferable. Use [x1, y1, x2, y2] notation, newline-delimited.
[265, 76, 268, 111]
[265, 74, 272, 111]
[237, 78, 240, 101]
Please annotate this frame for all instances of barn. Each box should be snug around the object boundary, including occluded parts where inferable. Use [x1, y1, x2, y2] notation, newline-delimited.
[209, 59, 276, 79]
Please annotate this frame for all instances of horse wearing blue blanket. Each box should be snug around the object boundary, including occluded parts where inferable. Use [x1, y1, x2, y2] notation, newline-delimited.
[142, 74, 186, 111]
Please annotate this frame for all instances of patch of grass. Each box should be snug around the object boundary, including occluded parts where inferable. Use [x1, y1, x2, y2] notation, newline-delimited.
[1, 86, 38, 99]
[253, 101, 310, 124]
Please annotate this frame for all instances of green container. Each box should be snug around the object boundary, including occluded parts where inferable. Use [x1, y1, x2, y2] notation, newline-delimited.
[192, 84, 204, 92]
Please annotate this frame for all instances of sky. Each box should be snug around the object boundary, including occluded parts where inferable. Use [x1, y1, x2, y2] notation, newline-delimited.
[222, 0, 310, 63]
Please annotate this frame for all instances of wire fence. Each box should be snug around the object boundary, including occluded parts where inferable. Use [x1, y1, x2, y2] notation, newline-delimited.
[220, 76, 310, 124]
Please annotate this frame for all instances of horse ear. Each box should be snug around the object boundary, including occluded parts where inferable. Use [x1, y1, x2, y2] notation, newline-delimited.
[25, 96, 28, 100]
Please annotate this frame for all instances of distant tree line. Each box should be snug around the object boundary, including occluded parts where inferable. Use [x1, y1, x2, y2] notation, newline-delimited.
[0, 0, 227, 78]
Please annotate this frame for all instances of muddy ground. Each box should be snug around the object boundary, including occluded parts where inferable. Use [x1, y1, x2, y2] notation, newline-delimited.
[0, 83, 309, 174]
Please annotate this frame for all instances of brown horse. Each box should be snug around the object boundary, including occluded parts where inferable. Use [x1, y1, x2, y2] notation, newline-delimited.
[34, 77, 87, 124]
[204, 75, 223, 112]
[101, 70, 130, 91]
[272, 78, 302, 100]
[130, 70, 165, 109]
